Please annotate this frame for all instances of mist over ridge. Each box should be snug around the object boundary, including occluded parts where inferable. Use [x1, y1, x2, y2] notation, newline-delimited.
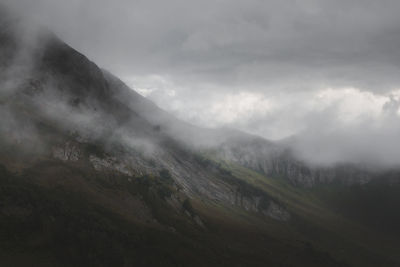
[1, 3, 400, 267]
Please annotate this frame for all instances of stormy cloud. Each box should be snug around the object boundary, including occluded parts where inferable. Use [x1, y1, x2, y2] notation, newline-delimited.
[3, 0, 400, 167]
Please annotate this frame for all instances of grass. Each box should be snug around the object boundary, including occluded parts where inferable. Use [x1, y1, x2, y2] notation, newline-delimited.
[197, 153, 400, 267]
[0, 158, 354, 267]
[0, 142, 398, 266]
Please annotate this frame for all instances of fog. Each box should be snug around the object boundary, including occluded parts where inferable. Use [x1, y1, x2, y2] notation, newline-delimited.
[2, 0, 400, 167]
[0, 17, 161, 161]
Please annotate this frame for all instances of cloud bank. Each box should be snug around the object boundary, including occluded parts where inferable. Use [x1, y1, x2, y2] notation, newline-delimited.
[3, 0, 400, 167]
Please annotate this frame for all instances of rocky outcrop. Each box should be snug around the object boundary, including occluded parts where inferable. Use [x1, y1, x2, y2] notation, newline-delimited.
[89, 155, 133, 176]
[52, 142, 81, 162]
[264, 201, 291, 222]
[233, 193, 290, 221]
[217, 140, 375, 187]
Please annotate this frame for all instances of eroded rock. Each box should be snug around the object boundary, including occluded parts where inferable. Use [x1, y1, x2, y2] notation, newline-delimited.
[52, 141, 81, 161]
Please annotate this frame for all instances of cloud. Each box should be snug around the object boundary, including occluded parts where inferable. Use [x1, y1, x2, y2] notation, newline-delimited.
[3, 0, 400, 166]
[4, 0, 400, 91]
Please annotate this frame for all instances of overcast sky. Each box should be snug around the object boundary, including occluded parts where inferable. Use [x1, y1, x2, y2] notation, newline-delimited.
[4, 0, 400, 166]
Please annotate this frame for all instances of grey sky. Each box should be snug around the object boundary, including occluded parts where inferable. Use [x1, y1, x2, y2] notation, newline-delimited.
[4, 0, 400, 166]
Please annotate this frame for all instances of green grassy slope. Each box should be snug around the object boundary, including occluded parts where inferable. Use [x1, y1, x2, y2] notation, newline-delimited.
[200, 154, 400, 267]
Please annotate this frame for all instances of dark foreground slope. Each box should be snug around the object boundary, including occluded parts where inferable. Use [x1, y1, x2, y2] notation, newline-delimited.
[0, 162, 351, 267]
[0, 8, 399, 267]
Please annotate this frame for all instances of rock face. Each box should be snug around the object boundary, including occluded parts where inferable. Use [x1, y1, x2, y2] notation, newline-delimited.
[264, 201, 291, 222]
[53, 142, 81, 162]
[51, 138, 291, 221]
[216, 139, 378, 187]
[89, 155, 133, 176]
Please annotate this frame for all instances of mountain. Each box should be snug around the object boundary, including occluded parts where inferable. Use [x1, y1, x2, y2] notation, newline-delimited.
[0, 8, 399, 267]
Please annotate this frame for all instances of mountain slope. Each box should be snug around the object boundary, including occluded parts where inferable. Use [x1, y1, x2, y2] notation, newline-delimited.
[0, 8, 399, 267]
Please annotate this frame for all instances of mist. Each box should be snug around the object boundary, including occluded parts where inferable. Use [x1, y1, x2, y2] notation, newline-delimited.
[0, 19, 161, 166]
[2, 0, 400, 168]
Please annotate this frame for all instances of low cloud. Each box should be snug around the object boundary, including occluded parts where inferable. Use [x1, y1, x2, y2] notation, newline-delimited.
[3, 0, 400, 167]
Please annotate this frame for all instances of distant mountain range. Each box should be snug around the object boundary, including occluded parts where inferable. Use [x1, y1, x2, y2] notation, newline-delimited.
[0, 7, 399, 267]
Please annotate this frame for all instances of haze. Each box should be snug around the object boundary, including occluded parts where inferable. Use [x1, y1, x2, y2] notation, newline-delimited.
[3, 0, 400, 167]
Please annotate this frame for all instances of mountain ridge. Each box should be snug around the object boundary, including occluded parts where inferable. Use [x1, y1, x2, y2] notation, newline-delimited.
[0, 9, 399, 266]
